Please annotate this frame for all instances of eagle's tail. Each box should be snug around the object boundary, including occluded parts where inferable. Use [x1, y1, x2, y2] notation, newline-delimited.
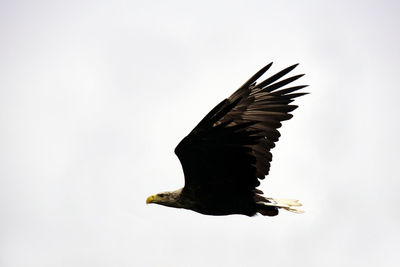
[256, 198, 304, 216]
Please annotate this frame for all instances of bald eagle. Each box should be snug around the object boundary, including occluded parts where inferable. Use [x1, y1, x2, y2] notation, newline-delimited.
[146, 63, 307, 216]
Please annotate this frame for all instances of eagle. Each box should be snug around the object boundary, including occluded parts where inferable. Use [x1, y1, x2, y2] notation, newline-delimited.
[146, 63, 307, 216]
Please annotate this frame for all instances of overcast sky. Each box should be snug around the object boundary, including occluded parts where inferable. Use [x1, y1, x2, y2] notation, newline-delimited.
[1, 0, 400, 266]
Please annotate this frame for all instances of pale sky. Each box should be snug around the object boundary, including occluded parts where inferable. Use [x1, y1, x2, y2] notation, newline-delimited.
[1, 0, 400, 266]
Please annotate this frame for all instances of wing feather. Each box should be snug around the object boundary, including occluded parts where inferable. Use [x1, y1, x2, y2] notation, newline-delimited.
[175, 63, 307, 204]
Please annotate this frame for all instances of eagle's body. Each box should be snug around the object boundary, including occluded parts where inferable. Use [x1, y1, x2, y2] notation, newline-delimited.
[146, 63, 307, 216]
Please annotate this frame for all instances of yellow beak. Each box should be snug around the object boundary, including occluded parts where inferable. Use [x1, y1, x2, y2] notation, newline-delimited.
[146, 195, 156, 204]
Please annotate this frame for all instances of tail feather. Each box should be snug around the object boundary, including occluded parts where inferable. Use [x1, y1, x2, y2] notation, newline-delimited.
[256, 198, 304, 216]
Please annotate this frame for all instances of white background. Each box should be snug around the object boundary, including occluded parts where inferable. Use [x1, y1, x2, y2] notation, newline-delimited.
[1, 0, 399, 266]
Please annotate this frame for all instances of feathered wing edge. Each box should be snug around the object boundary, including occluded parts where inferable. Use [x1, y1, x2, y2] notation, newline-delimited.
[221, 63, 308, 178]
[220, 63, 308, 216]
[184, 61, 308, 179]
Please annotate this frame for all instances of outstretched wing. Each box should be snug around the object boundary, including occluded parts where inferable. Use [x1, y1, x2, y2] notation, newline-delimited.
[175, 63, 307, 201]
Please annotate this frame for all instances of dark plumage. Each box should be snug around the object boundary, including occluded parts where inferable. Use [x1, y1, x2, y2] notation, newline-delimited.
[146, 63, 307, 216]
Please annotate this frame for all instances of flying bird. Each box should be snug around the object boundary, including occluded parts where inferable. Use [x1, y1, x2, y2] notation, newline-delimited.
[146, 63, 308, 216]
